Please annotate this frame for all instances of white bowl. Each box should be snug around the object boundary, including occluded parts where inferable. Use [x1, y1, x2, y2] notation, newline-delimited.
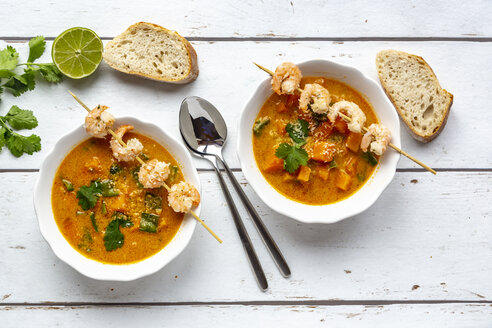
[34, 117, 200, 281]
[237, 59, 401, 224]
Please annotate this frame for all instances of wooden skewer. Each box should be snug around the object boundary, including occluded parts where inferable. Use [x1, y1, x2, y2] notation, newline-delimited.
[253, 63, 437, 175]
[69, 91, 223, 243]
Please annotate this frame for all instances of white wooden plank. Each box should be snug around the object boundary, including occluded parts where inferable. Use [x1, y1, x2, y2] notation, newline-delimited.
[0, 40, 491, 169]
[1, 0, 491, 38]
[0, 304, 491, 328]
[0, 171, 490, 302]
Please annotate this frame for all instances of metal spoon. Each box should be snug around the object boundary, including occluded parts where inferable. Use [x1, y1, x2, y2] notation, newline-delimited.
[179, 96, 291, 280]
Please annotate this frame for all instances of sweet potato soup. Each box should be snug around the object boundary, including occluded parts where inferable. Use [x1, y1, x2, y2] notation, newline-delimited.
[52, 132, 184, 264]
[253, 77, 379, 205]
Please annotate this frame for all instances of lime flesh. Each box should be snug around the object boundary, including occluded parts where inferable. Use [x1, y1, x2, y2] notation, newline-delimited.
[52, 27, 103, 79]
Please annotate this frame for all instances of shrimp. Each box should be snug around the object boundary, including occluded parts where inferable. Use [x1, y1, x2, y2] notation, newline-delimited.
[271, 62, 302, 95]
[330, 101, 366, 133]
[167, 181, 200, 213]
[84, 105, 115, 138]
[361, 123, 392, 156]
[299, 83, 331, 114]
[138, 159, 171, 189]
[109, 125, 143, 162]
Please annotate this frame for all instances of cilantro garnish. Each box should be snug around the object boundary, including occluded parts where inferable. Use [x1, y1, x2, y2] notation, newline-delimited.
[0, 36, 62, 101]
[275, 119, 310, 173]
[275, 143, 308, 173]
[0, 105, 41, 157]
[104, 213, 134, 251]
[285, 119, 309, 146]
[76, 180, 103, 210]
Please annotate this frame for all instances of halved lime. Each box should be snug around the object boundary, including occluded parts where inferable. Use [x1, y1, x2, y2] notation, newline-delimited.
[52, 27, 103, 79]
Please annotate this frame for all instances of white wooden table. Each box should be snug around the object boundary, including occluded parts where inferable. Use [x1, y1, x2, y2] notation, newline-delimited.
[1, 1, 491, 326]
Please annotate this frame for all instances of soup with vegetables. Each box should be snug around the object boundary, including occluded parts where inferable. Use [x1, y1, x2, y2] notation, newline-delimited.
[52, 133, 184, 264]
[253, 77, 379, 205]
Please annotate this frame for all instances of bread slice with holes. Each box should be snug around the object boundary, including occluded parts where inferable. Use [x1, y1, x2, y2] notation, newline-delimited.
[376, 50, 453, 142]
[103, 22, 198, 84]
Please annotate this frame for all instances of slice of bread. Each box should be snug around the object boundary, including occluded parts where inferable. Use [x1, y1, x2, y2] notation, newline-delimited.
[103, 22, 198, 84]
[376, 50, 453, 142]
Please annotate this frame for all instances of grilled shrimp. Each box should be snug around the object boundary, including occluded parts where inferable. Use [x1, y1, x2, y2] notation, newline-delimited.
[271, 62, 302, 95]
[299, 83, 331, 114]
[361, 123, 392, 156]
[84, 105, 115, 138]
[109, 125, 143, 162]
[168, 181, 200, 213]
[330, 101, 366, 133]
[138, 159, 171, 189]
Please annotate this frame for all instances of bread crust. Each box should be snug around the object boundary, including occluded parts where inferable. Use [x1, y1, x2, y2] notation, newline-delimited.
[103, 22, 199, 84]
[376, 50, 453, 143]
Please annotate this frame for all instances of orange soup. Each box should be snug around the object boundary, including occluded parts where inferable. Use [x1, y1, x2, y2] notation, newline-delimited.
[52, 133, 184, 264]
[253, 77, 379, 205]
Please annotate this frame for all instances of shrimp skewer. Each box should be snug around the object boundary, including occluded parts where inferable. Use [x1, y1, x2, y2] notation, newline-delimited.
[330, 101, 366, 134]
[271, 62, 302, 95]
[69, 91, 223, 243]
[85, 105, 115, 138]
[361, 123, 391, 155]
[253, 63, 437, 175]
[299, 83, 331, 114]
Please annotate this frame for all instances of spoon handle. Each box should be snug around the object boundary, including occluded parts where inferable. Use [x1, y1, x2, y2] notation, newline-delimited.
[209, 158, 268, 291]
[215, 156, 291, 278]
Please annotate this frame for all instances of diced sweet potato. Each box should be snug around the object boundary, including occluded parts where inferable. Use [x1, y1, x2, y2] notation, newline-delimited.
[311, 142, 335, 162]
[314, 121, 333, 139]
[334, 117, 348, 134]
[345, 156, 358, 176]
[263, 154, 284, 173]
[276, 102, 288, 113]
[297, 165, 311, 182]
[283, 173, 295, 182]
[346, 132, 362, 152]
[317, 165, 330, 181]
[335, 169, 352, 191]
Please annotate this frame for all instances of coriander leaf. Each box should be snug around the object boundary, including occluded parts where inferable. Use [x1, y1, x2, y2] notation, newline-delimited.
[5, 105, 38, 130]
[76, 180, 103, 210]
[275, 143, 308, 173]
[104, 215, 134, 251]
[140, 213, 159, 233]
[3, 71, 35, 97]
[76, 185, 99, 210]
[36, 63, 62, 83]
[0, 69, 15, 78]
[27, 36, 46, 63]
[286, 119, 309, 146]
[0, 45, 19, 71]
[5, 132, 41, 157]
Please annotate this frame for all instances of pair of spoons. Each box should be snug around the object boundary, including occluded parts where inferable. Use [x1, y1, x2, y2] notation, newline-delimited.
[179, 96, 291, 290]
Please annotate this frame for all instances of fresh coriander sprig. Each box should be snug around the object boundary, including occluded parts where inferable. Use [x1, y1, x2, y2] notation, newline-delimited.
[275, 119, 310, 173]
[0, 36, 62, 100]
[0, 105, 41, 157]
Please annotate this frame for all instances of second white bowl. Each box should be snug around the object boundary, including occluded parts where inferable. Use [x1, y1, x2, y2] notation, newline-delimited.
[237, 59, 401, 224]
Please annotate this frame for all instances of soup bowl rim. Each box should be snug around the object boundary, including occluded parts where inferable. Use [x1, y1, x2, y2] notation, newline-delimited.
[34, 116, 199, 281]
[237, 59, 401, 224]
